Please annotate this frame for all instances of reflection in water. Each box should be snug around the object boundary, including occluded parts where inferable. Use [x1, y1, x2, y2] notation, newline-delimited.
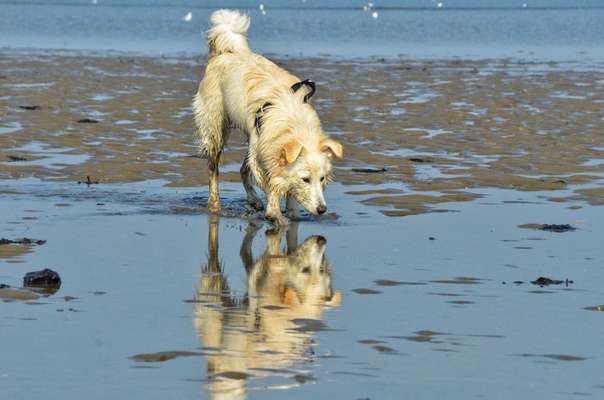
[193, 217, 341, 399]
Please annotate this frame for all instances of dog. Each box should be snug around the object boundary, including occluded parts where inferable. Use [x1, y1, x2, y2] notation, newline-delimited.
[194, 219, 341, 398]
[193, 9, 343, 225]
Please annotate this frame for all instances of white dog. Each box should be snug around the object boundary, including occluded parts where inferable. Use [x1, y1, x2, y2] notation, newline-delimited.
[193, 9, 343, 225]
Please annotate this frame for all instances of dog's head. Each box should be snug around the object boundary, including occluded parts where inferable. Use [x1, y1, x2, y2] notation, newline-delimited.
[279, 137, 343, 215]
[255, 81, 343, 215]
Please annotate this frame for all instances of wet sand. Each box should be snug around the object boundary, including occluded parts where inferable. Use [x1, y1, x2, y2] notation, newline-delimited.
[1, 50, 604, 399]
[1, 51, 603, 216]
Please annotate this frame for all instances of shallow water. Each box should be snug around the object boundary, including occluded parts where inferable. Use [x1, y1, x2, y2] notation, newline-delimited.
[1, 179, 603, 399]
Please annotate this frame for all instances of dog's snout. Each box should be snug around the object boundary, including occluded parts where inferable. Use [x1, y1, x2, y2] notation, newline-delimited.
[317, 205, 327, 215]
[316, 235, 327, 245]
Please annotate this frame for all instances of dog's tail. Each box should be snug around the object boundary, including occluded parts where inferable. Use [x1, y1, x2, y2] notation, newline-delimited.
[207, 9, 250, 56]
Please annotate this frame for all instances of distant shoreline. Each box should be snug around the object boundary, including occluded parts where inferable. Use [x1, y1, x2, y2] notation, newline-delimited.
[2, 47, 604, 72]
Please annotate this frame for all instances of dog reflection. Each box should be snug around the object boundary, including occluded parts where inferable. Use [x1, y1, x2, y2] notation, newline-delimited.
[193, 218, 341, 400]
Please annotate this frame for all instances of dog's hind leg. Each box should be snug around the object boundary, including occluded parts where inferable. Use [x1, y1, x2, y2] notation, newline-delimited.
[207, 154, 222, 213]
[193, 85, 227, 213]
[240, 156, 263, 211]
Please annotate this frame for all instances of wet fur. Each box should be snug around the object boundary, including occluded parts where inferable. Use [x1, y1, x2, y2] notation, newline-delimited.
[193, 9, 343, 225]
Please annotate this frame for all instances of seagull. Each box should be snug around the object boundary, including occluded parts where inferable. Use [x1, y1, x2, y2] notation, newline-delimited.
[437, 2, 443, 8]
[372, 11, 379, 19]
[259, 4, 265, 11]
[182, 12, 192, 22]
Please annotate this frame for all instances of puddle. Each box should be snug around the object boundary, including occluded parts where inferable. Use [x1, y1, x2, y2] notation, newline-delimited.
[414, 164, 467, 181]
[5, 82, 55, 89]
[115, 119, 137, 125]
[581, 159, 604, 167]
[0, 121, 23, 135]
[404, 127, 451, 139]
[395, 89, 440, 104]
[550, 91, 586, 100]
[90, 93, 115, 102]
[2, 141, 90, 169]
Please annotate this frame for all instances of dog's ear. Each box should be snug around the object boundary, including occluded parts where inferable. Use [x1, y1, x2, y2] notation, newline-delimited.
[280, 140, 303, 165]
[320, 139, 343, 159]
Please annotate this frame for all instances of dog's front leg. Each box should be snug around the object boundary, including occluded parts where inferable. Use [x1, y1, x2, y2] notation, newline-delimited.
[240, 158, 263, 211]
[265, 192, 289, 226]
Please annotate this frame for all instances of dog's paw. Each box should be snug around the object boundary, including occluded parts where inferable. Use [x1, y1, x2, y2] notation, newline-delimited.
[207, 200, 221, 213]
[266, 214, 290, 227]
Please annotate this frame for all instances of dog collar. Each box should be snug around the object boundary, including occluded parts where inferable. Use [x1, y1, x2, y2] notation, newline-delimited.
[291, 79, 315, 103]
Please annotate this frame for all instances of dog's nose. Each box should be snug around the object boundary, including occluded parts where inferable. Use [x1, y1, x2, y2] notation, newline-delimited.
[317, 205, 327, 214]
[316, 235, 327, 245]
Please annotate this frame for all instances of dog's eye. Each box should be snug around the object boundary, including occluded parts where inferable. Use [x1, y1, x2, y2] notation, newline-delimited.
[320, 176, 325, 182]
[301, 266, 311, 274]
[302, 177, 311, 183]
